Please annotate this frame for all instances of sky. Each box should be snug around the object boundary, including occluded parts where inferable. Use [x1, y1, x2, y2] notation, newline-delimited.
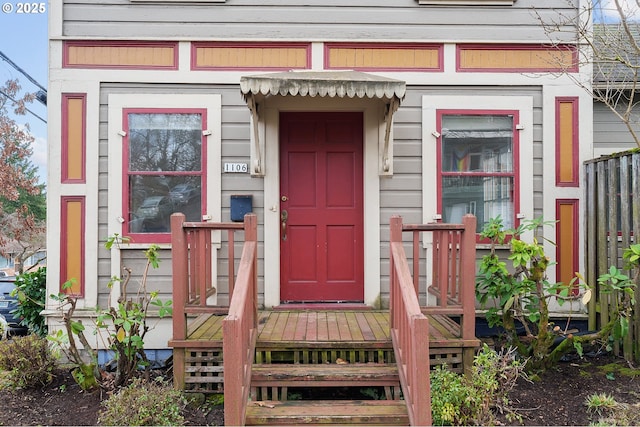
[598, 0, 640, 21]
[0, 6, 48, 185]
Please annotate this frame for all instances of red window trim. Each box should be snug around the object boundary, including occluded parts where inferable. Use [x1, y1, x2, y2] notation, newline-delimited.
[122, 108, 208, 244]
[436, 109, 521, 241]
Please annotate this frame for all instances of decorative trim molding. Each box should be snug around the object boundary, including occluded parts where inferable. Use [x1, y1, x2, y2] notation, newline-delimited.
[325, 43, 443, 72]
[60, 196, 85, 296]
[457, 44, 579, 73]
[555, 97, 579, 187]
[63, 41, 179, 70]
[61, 93, 87, 183]
[556, 199, 579, 295]
[192, 42, 311, 71]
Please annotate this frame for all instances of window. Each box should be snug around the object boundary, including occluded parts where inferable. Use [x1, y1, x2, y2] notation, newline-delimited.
[438, 112, 519, 233]
[123, 109, 207, 242]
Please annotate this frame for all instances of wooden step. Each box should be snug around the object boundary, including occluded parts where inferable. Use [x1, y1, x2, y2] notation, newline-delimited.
[251, 363, 399, 388]
[245, 400, 409, 425]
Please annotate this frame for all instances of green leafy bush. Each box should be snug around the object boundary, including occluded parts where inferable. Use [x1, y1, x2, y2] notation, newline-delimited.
[12, 267, 47, 336]
[430, 344, 524, 425]
[0, 334, 56, 389]
[476, 216, 637, 372]
[98, 377, 186, 426]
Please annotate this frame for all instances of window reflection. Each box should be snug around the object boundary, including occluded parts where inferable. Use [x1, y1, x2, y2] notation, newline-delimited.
[440, 114, 516, 232]
[126, 112, 203, 234]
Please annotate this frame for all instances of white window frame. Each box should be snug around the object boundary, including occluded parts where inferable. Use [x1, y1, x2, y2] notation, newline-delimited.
[422, 95, 534, 240]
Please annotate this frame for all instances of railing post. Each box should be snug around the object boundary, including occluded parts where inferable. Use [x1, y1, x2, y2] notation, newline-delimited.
[223, 316, 243, 426]
[244, 213, 258, 327]
[170, 213, 187, 389]
[171, 213, 188, 340]
[460, 214, 477, 373]
[390, 216, 403, 329]
[413, 315, 432, 426]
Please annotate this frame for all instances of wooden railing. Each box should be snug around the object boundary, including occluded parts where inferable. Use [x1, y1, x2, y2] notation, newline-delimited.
[170, 213, 258, 405]
[222, 214, 258, 426]
[389, 215, 431, 426]
[170, 213, 250, 338]
[404, 214, 477, 346]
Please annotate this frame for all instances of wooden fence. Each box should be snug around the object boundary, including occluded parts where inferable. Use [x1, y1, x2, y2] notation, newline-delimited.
[585, 150, 640, 361]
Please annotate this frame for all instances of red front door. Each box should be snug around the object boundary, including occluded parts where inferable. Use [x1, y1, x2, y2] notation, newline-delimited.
[280, 112, 364, 302]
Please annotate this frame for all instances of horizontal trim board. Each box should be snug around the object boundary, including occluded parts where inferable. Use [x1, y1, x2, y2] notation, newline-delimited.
[457, 44, 578, 72]
[325, 43, 443, 72]
[192, 42, 311, 70]
[63, 41, 179, 69]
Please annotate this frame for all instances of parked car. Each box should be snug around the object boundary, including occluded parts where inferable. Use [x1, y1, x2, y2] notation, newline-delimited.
[135, 196, 174, 220]
[0, 277, 28, 336]
[169, 184, 200, 205]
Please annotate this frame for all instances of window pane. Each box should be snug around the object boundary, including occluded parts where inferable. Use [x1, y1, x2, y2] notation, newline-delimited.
[442, 176, 514, 232]
[129, 175, 202, 233]
[128, 113, 202, 172]
[441, 115, 513, 172]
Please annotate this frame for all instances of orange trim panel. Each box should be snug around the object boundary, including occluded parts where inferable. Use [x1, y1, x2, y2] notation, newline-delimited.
[61, 197, 85, 296]
[326, 43, 442, 71]
[192, 43, 310, 70]
[457, 45, 578, 72]
[557, 199, 579, 296]
[556, 97, 579, 186]
[64, 41, 178, 69]
[62, 94, 86, 182]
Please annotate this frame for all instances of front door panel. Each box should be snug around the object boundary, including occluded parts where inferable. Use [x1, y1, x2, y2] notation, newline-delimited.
[280, 112, 364, 302]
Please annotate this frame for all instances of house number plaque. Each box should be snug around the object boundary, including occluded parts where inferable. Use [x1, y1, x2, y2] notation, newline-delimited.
[224, 163, 249, 173]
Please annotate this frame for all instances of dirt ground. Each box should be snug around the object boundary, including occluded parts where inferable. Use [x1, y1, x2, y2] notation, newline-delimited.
[0, 352, 638, 426]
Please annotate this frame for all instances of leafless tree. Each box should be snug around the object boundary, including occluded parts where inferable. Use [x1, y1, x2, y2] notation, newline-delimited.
[537, 0, 640, 147]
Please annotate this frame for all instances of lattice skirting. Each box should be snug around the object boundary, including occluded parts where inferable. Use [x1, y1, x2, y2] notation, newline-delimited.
[429, 347, 463, 373]
[183, 348, 224, 393]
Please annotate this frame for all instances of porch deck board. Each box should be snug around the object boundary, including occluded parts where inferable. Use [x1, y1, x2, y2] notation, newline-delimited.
[183, 310, 469, 347]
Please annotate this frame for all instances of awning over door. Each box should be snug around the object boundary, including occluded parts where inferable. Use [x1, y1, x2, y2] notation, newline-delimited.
[240, 71, 406, 175]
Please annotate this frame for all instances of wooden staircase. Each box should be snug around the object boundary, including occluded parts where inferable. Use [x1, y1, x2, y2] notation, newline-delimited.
[246, 358, 409, 425]
[170, 213, 478, 426]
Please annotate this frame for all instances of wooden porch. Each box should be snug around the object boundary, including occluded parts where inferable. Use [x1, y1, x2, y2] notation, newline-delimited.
[169, 213, 479, 426]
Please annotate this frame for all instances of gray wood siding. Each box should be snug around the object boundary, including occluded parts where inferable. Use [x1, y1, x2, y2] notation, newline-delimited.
[97, 83, 263, 308]
[97, 83, 543, 307]
[378, 86, 543, 304]
[62, 0, 576, 43]
[593, 102, 639, 154]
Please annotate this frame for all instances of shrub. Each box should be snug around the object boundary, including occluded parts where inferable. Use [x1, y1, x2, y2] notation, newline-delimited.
[0, 334, 56, 389]
[98, 377, 185, 426]
[430, 344, 524, 425]
[12, 267, 47, 336]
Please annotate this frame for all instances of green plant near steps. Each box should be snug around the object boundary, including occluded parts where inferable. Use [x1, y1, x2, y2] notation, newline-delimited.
[48, 234, 173, 391]
[11, 267, 47, 336]
[430, 344, 524, 426]
[98, 377, 186, 426]
[476, 216, 637, 372]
